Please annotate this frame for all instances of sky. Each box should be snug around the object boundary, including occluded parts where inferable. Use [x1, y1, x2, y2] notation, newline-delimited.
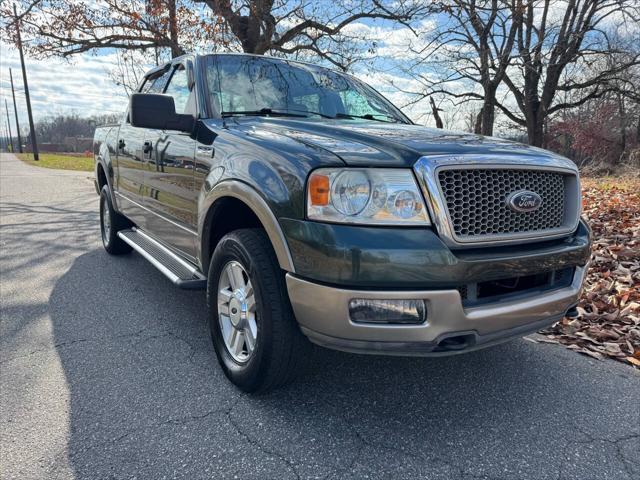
[0, 43, 129, 123]
[0, 12, 446, 136]
[1, 1, 634, 139]
[0, 38, 424, 131]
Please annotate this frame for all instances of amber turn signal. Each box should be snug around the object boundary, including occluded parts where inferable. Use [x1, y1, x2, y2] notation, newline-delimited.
[309, 174, 330, 206]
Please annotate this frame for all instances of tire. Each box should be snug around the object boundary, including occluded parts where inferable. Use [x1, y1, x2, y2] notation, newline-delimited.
[207, 228, 311, 393]
[99, 185, 132, 255]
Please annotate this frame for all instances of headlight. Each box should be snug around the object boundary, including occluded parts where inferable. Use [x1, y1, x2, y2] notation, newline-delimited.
[307, 168, 430, 225]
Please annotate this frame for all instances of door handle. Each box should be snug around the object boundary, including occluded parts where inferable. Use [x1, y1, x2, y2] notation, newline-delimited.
[143, 141, 153, 154]
[118, 139, 125, 150]
[197, 145, 214, 157]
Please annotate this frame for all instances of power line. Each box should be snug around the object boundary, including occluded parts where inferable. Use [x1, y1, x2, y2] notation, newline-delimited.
[0, 86, 127, 102]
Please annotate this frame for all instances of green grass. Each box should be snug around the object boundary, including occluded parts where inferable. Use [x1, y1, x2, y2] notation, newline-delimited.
[17, 153, 93, 172]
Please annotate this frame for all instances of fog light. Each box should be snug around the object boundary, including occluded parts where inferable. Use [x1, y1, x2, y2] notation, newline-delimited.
[349, 299, 426, 324]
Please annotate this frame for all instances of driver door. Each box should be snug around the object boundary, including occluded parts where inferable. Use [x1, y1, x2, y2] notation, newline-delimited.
[143, 62, 199, 260]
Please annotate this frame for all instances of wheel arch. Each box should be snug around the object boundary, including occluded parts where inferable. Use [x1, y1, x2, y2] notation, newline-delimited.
[94, 139, 116, 198]
[94, 123, 122, 203]
[199, 181, 296, 275]
[96, 161, 108, 191]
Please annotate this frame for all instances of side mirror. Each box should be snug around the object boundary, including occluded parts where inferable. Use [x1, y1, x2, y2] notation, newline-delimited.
[129, 93, 194, 132]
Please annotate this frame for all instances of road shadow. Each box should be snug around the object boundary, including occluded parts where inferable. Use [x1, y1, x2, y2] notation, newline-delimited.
[47, 249, 640, 480]
[0, 201, 98, 279]
[0, 201, 100, 353]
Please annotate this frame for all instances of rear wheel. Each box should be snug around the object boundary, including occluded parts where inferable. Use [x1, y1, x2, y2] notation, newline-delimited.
[99, 185, 132, 255]
[207, 228, 310, 393]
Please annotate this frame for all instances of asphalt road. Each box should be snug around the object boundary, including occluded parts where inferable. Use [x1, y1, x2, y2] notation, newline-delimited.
[0, 152, 638, 480]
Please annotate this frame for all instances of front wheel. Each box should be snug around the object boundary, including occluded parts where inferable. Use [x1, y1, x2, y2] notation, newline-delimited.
[99, 185, 132, 255]
[207, 228, 310, 393]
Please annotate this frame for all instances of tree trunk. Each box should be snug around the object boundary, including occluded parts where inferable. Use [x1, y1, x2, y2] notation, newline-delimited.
[480, 100, 495, 136]
[523, 96, 545, 147]
[617, 93, 626, 164]
[241, 17, 262, 53]
[474, 107, 483, 134]
[429, 97, 444, 129]
[167, 0, 181, 58]
[527, 114, 545, 147]
[478, 85, 497, 136]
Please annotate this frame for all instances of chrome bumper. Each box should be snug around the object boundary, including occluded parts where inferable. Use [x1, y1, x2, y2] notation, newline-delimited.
[286, 266, 587, 356]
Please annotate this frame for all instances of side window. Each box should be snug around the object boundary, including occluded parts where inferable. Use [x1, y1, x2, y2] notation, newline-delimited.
[164, 65, 193, 114]
[140, 69, 171, 93]
[139, 78, 154, 93]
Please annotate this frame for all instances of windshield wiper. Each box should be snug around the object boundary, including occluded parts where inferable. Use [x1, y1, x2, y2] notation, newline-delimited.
[221, 108, 308, 118]
[289, 109, 334, 119]
[221, 108, 400, 123]
[334, 112, 399, 123]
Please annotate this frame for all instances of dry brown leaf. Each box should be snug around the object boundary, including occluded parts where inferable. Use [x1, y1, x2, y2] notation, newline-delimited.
[540, 177, 640, 369]
[627, 357, 640, 366]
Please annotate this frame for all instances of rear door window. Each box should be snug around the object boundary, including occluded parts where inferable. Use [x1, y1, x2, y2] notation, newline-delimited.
[140, 68, 171, 93]
[163, 65, 194, 114]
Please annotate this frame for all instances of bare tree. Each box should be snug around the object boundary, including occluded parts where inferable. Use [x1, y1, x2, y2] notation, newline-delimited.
[0, 1, 205, 59]
[498, 0, 640, 146]
[397, 0, 639, 145]
[2, 1, 425, 70]
[546, 61, 640, 165]
[31, 113, 121, 144]
[109, 51, 153, 95]
[201, 1, 424, 68]
[399, 0, 522, 136]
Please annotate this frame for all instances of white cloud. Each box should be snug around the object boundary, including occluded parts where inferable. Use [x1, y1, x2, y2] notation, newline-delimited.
[0, 42, 131, 130]
[340, 18, 436, 60]
[0, 20, 478, 135]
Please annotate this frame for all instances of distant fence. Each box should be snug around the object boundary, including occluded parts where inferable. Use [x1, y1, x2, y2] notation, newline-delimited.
[25, 143, 66, 153]
[24, 137, 93, 153]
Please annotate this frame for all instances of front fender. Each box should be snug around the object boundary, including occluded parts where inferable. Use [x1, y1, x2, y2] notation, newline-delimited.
[94, 146, 116, 199]
[197, 180, 296, 273]
[94, 127, 123, 211]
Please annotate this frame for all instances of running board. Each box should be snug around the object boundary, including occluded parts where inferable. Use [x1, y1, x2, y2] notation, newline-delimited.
[118, 228, 206, 290]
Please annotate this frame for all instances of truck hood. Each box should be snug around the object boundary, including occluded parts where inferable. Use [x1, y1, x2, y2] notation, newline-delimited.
[225, 117, 566, 167]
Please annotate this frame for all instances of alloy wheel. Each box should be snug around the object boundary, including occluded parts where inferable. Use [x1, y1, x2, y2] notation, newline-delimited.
[101, 198, 111, 246]
[217, 261, 258, 363]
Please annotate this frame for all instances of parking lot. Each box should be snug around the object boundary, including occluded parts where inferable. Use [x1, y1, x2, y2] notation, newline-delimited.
[1, 152, 638, 480]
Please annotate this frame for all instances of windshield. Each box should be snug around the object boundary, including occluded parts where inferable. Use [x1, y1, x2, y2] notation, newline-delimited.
[203, 55, 410, 124]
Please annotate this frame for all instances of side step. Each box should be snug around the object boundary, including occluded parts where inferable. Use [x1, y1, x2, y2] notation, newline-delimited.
[118, 228, 207, 290]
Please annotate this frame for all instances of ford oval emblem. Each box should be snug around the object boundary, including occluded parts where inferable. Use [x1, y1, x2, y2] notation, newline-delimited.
[506, 190, 543, 213]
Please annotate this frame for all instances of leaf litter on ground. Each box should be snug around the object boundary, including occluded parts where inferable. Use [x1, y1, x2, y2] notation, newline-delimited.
[539, 176, 640, 369]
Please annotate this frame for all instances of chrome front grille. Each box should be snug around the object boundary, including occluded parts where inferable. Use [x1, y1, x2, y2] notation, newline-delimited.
[413, 155, 581, 248]
[438, 169, 566, 238]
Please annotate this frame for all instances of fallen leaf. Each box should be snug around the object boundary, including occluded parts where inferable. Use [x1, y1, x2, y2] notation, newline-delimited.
[540, 177, 640, 369]
[627, 357, 640, 366]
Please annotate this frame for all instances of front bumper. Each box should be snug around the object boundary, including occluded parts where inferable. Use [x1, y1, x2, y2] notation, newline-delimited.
[280, 219, 591, 288]
[286, 265, 587, 356]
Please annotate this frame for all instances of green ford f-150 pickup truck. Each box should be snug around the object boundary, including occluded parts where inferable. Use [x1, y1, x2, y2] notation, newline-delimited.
[94, 53, 591, 392]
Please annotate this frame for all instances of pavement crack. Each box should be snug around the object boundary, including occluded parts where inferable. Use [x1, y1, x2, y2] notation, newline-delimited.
[566, 425, 640, 478]
[226, 405, 301, 480]
[0, 328, 194, 365]
[326, 410, 465, 480]
[54, 407, 228, 467]
[158, 408, 225, 426]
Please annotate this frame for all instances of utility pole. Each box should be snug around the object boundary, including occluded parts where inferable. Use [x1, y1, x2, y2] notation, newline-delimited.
[1, 123, 7, 151]
[9, 69, 23, 153]
[4, 99, 14, 152]
[13, 4, 39, 160]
